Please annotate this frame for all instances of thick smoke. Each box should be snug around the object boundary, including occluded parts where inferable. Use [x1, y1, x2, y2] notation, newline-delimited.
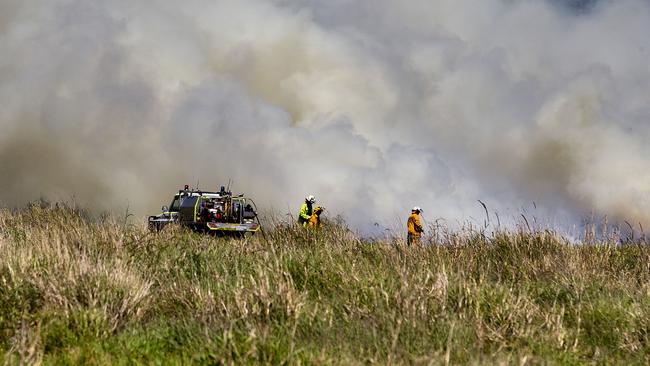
[1, 0, 649, 232]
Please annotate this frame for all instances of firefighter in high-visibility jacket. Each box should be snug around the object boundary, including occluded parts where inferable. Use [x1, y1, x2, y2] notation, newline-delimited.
[407, 207, 424, 245]
[298, 195, 316, 226]
[308, 206, 324, 228]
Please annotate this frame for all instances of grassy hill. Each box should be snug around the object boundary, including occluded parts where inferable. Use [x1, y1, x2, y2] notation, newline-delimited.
[2, 205, 650, 364]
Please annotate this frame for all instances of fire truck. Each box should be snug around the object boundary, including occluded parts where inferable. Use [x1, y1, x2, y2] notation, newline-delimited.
[148, 185, 260, 236]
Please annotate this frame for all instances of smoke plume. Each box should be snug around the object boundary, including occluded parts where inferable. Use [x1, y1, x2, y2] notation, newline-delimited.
[1, 0, 649, 232]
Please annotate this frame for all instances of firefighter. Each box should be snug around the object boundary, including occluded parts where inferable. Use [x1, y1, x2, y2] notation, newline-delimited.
[309, 206, 324, 228]
[407, 207, 424, 246]
[298, 195, 316, 226]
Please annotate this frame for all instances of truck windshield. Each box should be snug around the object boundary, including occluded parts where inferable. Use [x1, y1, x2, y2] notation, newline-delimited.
[169, 196, 181, 212]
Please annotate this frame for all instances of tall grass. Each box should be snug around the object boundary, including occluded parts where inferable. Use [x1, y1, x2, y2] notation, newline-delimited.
[2, 204, 650, 364]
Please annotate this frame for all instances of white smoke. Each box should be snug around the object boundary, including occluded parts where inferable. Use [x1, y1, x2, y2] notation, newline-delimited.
[1, 0, 649, 232]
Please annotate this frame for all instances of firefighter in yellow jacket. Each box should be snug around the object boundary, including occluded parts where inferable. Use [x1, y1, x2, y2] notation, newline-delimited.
[298, 195, 316, 226]
[308, 206, 324, 228]
[407, 207, 424, 246]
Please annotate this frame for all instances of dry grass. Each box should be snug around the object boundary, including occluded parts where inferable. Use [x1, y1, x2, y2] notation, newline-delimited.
[1, 204, 650, 364]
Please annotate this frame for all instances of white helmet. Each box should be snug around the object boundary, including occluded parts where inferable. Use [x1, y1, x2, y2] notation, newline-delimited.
[306, 195, 316, 204]
[412, 206, 422, 213]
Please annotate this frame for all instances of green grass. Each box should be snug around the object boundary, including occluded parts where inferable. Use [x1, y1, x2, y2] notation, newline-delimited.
[2, 204, 650, 364]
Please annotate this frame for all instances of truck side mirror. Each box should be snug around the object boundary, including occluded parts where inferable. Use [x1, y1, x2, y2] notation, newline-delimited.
[162, 205, 168, 212]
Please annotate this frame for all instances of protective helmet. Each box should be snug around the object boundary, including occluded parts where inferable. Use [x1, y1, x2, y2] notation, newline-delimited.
[412, 206, 422, 213]
[306, 195, 316, 204]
